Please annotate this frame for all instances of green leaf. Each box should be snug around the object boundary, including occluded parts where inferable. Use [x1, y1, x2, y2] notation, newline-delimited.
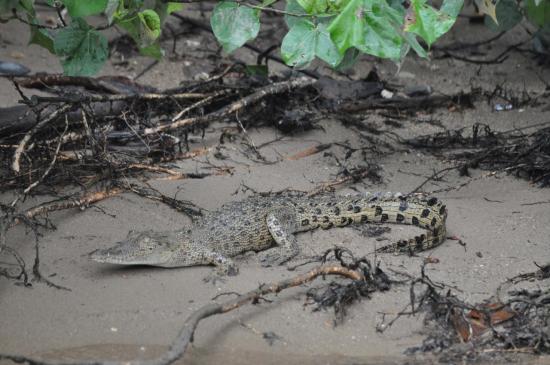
[116, 9, 161, 48]
[53, 18, 108, 76]
[211, 1, 260, 53]
[328, 0, 404, 59]
[104, 0, 119, 25]
[139, 43, 164, 59]
[335, 47, 360, 70]
[484, 0, 522, 31]
[315, 23, 342, 66]
[297, 0, 328, 13]
[281, 19, 342, 68]
[285, 0, 308, 28]
[29, 23, 55, 53]
[282, 20, 316, 67]
[62, 0, 108, 18]
[138, 9, 161, 43]
[526, 0, 550, 27]
[404, 0, 457, 47]
[166, 2, 183, 14]
[19, 0, 35, 15]
[440, 0, 463, 18]
[262, 0, 277, 6]
[402, 31, 427, 57]
[152, 1, 183, 24]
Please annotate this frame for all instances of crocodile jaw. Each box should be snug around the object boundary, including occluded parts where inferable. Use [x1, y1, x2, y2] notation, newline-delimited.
[89, 240, 172, 266]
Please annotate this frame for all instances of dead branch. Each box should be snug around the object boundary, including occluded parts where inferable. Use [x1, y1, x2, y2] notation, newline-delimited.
[144, 77, 316, 135]
[22, 120, 68, 196]
[12, 104, 73, 174]
[11, 188, 123, 227]
[286, 143, 332, 161]
[0, 265, 363, 365]
[26, 92, 212, 105]
[14, 74, 155, 94]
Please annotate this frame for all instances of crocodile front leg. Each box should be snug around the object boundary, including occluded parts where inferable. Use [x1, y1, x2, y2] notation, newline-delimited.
[205, 250, 238, 276]
[259, 208, 300, 267]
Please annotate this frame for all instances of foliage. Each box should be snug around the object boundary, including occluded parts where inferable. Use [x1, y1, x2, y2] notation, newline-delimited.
[0, 0, 182, 75]
[1, 0, 549, 76]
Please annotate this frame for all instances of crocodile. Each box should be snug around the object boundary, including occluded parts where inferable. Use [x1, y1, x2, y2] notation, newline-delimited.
[89, 192, 447, 275]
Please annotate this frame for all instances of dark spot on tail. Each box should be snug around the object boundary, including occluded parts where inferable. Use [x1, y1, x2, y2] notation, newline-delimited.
[347, 204, 353, 211]
[431, 217, 437, 227]
[312, 216, 318, 222]
[315, 208, 322, 215]
[361, 215, 368, 223]
[415, 235, 423, 245]
[322, 222, 334, 229]
[322, 216, 330, 223]
[381, 213, 389, 222]
[333, 207, 340, 215]
[375, 206, 383, 216]
[421, 208, 430, 218]
[399, 200, 408, 211]
[301, 219, 309, 226]
[397, 240, 408, 248]
[412, 216, 419, 225]
[439, 205, 446, 215]
[427, 197, 438, 206]
[353, 206, 361, 213]
[396, 213, 405, 222]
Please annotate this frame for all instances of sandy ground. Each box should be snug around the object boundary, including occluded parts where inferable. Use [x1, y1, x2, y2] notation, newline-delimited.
[1, 7, 550, 364]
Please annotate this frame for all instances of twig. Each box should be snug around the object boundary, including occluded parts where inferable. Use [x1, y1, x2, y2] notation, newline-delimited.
[408, 166, 457, 195]
[11, 188, 123, 227]
[12, 104, 72, 174]
[171, 89, 233, 121]
[22, 119, 68, 195]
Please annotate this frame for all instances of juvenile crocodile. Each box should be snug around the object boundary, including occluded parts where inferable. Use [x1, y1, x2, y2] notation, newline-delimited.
[89, 192, 447, 275]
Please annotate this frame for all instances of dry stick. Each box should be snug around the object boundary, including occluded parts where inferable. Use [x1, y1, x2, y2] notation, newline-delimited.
[11, 188, 123, 227]
[0, 265, 363, 365]
[171, 89, 232, 121]
[27, 92, 211, 104]
[22, 120, 68, 196]
[144, 77, 316, 135]
[12, 104, 72, 174]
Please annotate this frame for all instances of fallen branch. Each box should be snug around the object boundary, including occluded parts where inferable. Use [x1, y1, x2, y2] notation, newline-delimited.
[12, 104, 73, 174]
[144, 77, 316, 135]
[11, 187, 123, 227]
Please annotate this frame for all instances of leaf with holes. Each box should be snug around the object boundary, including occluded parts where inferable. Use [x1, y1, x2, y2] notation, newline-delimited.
[404, 0, 460, 47]
[211, 1, 260, 53]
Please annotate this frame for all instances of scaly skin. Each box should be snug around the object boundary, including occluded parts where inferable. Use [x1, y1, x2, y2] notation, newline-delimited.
[89, 192, 447, 275]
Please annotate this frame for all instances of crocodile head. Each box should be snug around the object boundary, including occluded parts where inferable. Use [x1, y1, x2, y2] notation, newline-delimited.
[89, 230, 186, 267]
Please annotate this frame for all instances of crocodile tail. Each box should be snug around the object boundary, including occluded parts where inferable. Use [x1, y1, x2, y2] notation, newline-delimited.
[373, 195, 447, 254]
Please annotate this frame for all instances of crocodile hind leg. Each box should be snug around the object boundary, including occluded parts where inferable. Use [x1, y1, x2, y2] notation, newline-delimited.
[259, 208, 300, 267]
